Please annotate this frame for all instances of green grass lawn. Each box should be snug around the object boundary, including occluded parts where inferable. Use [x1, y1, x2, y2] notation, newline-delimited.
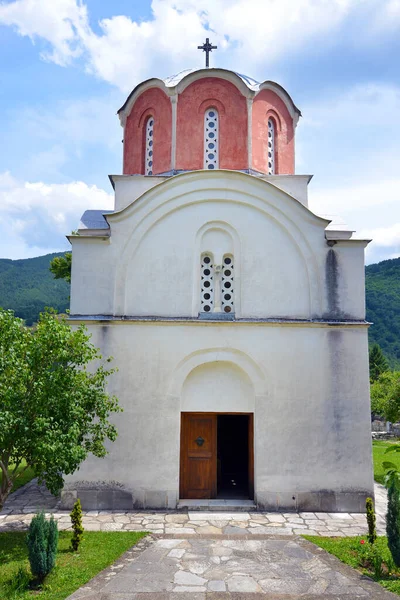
[0, 461, 36, 495]
[0, 530, 147, 599]
[372, 440, 400, 484]
[305, 535, 400, 596]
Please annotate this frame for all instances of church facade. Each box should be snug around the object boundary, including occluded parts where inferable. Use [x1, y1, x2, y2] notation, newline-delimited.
[62, 67, 374, 512]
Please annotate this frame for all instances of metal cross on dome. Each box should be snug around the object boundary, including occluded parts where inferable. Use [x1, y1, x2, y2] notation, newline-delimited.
[197, 37, 217, 68]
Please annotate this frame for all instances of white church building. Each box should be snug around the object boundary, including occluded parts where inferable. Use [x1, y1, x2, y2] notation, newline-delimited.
[62, 63, 374, 512]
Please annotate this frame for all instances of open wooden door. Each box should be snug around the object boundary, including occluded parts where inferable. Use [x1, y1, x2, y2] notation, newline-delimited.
[248, 413, 254, 500]
[180, 413, 217, 499]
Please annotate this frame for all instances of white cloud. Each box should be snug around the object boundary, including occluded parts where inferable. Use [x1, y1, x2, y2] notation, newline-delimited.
[309, 178, 400, 215]
[0, 0, 399, 91]
[358, 223, 400, 264]
[0, 171, 113, 258]
[0, 0, 87, 65]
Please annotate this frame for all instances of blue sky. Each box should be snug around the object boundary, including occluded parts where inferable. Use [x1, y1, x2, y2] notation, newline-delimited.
[0, 0, 399, 263]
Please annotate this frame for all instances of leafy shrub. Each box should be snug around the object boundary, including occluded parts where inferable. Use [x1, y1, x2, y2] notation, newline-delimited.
[366, 497, 377, 544]
[386, 472, 400, 567]
[70, 499, 84, 552]
[26, 512, 58, 580]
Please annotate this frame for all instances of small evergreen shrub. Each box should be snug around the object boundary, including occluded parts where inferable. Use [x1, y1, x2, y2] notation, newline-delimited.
[366, 497, 377, 544]
[26, 512, 58, 580]
[386, 475, 400, 567]
[70, 499, 84, 551]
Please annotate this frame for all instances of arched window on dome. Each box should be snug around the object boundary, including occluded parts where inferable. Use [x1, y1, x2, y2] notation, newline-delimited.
[145, 116, 154, 175]
[204, 108, 219, 170]
[267, 118, 276, 175]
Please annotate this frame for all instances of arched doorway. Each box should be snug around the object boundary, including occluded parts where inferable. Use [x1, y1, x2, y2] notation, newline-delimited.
[179, 361, 254, 500]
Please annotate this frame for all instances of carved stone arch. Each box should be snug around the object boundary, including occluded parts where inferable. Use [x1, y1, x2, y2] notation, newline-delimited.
[138, 107, 157, 129]
[198, 98, 226, 116]
[167, 347, 265, 400]
[109, 171, 325, 317]
[192, 221, 241, 317]
[265, 109, 282, 132]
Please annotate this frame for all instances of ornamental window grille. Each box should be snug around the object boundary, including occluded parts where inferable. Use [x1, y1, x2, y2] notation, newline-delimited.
[200, 253, 234, 314]
[267, 118, 275, 175]
[145, 116, 154, 175]
[200, 253, 214, 312]
[221, 255, 234, 313]
[204, 108, 219, 170]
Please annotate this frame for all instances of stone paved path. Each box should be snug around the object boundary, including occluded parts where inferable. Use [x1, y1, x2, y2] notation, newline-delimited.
[66, 535, 398, 599]
[2, 480, 396, 599]
[0, 479, 387, 537]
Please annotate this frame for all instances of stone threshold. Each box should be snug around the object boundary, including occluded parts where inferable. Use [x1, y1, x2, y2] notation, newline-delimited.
[177, 499, 256, 511]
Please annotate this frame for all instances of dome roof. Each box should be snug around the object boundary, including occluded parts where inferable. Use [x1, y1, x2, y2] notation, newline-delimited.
[118, 67, 301, 119]
[163, 68, 260, 91]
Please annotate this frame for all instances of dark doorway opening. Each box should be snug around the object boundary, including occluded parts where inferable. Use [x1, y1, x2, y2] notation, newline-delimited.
[217, 415, 249, 499]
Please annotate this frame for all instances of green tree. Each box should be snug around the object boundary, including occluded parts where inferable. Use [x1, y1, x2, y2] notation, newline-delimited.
[369, 343, 389, 383]
[27, 512, 58, 581]
[370, 371, 400, 421]
[366, 497, 377, 544]
[0, 308, 121, 510]
[49, 252, 72, 283]
[70, 499, 84, 552]
[384, 467, 400, 567]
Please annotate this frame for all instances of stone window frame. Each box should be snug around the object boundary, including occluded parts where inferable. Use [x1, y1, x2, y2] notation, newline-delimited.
[204, 108, 219, 170]
[145, 115, 154, 175]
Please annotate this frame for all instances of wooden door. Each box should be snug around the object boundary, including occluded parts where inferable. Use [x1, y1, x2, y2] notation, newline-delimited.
[180, 413, 217, 499]
[248, 414, 254, 500]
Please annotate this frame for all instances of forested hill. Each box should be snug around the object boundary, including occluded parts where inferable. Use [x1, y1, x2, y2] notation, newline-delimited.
[0, 253, 399, 366]
[366, 257, 400, 369]
[0, 252, 69, 325]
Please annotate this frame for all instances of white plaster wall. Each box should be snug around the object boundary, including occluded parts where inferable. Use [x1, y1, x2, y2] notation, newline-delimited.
[70, 171, 367, 319]
[65, 321, 374, 504]
[181, 361, 254, 413]
[112, 175, 168, 211]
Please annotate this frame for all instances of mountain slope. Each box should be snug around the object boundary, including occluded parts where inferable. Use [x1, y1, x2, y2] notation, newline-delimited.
[0, 253, 399, 367]
[0, 252, 69, 325]
[366, 257, 400, 368]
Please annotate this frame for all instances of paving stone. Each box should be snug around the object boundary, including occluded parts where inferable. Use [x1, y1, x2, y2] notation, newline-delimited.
[173, 585, 206, 592]
[226, 575, 260, 592]
[168, 549, 186, 558]
[195, 525, 222, 535]
[174, 571, 207, 586]
[207, 580, 226, 591]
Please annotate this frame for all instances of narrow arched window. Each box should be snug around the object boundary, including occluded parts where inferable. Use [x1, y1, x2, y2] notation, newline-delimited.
[221, 255, 234, 313]
[200, 253, 214, 312]
[145, 116, 154, 175]
[204, 108, 219, 169]
[267, 118, 275, 175]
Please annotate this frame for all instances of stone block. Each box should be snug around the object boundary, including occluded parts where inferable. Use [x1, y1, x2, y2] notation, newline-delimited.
[167, 490, 178, 509]
[113, 490, 133, 510]
[145, 490, 167, 509]
[256, 492, 278, 511]
[335, 491, 370, 513]
[97, 490, 114, 510]
[60, 490, 77, 510]
[276, 493, 298, 511]
[78, 490, 99, 510]
[132, 490, 145, 509]
[320, 491, 337, 512]
[297, 492, 321, 512]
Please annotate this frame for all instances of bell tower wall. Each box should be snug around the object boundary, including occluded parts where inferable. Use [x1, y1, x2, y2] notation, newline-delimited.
[175, 77, 248, 171]
[123, 87, 172, 175]
[252, 89, 295, 175]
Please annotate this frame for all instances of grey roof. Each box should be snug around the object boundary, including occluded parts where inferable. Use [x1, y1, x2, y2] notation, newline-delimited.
[162, 68, 260, 90]
[79, 210, 113, 230]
